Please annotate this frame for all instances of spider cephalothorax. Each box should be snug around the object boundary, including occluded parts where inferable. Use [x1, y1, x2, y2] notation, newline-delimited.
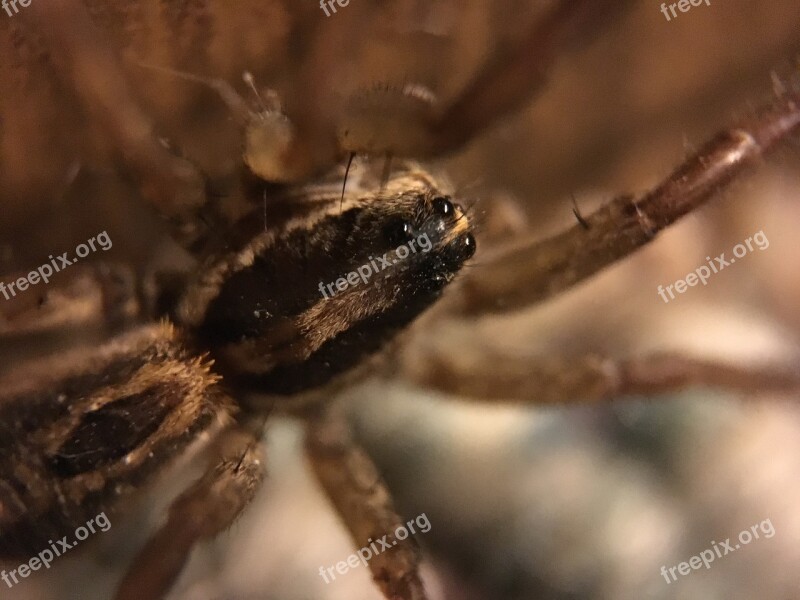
[175, 165, 475, 396]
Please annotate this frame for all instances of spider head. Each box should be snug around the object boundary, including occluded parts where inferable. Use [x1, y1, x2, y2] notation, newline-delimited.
[367, 189, 475, 292]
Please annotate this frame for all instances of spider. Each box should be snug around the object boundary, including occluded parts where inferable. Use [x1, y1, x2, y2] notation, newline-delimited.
[1, 1, 800, 599]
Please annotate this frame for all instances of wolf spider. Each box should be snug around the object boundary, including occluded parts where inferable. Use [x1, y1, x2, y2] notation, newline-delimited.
[1, 1, 800, 599]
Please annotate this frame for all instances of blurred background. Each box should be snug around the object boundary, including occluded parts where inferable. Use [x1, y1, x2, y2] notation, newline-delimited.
[2, 0, 800, 599]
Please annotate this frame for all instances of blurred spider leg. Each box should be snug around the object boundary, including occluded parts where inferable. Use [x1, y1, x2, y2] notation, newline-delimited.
[114, 421, 265, 600]
[133, 60, 253, 126]
[0, 264, 138, 340]
[329, 1, 635, 161]
[395, 343, 800, 405]
[305, 411, 429, 600]
[24, 0, 207, 240]
[426, 0, 636, 154]
[444, 87, 800, 316]
[278, 5, 380, 179]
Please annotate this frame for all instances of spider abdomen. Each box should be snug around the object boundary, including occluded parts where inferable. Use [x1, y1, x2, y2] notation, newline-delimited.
[0, 323, 232, 558]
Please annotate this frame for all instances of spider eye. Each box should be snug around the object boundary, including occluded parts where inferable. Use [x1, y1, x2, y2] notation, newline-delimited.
[384, 218, 414, 246]
[462, 233, 476, 259]
[432, 196, 454, 216]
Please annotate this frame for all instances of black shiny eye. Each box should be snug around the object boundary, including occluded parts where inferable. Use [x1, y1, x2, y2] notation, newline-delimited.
[384, 219, 414, 246]
[462, 233, 476, 259]
[432, 196, 454, 217]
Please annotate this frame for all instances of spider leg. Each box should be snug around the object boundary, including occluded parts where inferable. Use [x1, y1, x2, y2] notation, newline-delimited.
[325, 0, 635, 162]
[441, 86, 800, 316]
[23, 0, 207, 245]
[274, 1, 634, 170]
[114, 420, 265, 600]
[426, 0, 637, 155]
[395, 342, 800, 405]
[0, 263, 138, 338]
[305, 410, 429, 600]
[0, 264, 139, 373]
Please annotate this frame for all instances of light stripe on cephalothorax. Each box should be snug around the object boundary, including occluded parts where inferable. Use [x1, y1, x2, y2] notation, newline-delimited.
[175, 164, 450, 326]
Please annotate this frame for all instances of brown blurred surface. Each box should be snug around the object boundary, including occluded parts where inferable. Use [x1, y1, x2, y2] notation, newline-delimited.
[2, 1, 800, 599]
